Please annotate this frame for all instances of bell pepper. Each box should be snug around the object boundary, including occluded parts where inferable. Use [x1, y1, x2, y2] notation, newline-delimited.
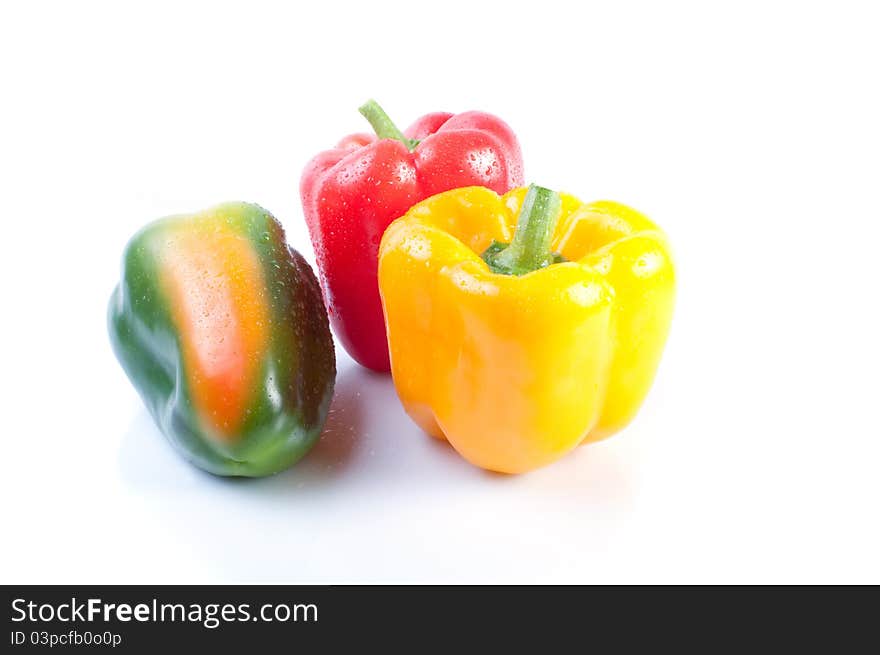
[108, 202, 336, 477]
[300, 100, 523, 371]
[378, 185, 675, 474]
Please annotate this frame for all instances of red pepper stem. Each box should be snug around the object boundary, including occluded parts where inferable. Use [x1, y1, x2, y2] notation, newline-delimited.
[490, 185, 562, 275]
[359, 100, 416, 150]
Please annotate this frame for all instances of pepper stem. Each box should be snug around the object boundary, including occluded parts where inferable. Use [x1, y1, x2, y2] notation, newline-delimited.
[359, 99, 417, 150]
[483, 185, 563, 276]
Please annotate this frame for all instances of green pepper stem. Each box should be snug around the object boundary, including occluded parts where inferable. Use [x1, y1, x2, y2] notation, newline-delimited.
[359, 99, 416, 150]
[488, 185, 563, 275]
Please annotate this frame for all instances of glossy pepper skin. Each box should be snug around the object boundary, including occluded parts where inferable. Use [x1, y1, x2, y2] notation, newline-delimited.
[108, 202, 336, 477]
[300, 100, 523, 371]
[378, 186, 675, 474]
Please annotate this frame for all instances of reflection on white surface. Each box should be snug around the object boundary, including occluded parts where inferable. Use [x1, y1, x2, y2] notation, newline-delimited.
[116, 353, 637, 583]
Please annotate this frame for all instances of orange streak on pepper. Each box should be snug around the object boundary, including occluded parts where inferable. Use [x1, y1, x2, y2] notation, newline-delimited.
[159, 213, 269, 440]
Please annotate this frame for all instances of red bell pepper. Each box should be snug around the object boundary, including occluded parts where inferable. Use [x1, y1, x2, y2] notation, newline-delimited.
[300, 100, 524, 371]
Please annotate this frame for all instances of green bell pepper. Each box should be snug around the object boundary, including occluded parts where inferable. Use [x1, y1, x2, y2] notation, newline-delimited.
[108, 202, 336, 477]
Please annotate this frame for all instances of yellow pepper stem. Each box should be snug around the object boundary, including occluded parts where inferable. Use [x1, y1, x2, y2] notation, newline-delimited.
[483, 184, 563, 275]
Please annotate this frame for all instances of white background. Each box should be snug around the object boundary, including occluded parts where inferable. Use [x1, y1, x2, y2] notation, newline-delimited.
[1, 0, 878, 583]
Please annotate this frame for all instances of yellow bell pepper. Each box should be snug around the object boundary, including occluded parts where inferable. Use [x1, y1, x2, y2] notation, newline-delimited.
[377, 185, 675, 474]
